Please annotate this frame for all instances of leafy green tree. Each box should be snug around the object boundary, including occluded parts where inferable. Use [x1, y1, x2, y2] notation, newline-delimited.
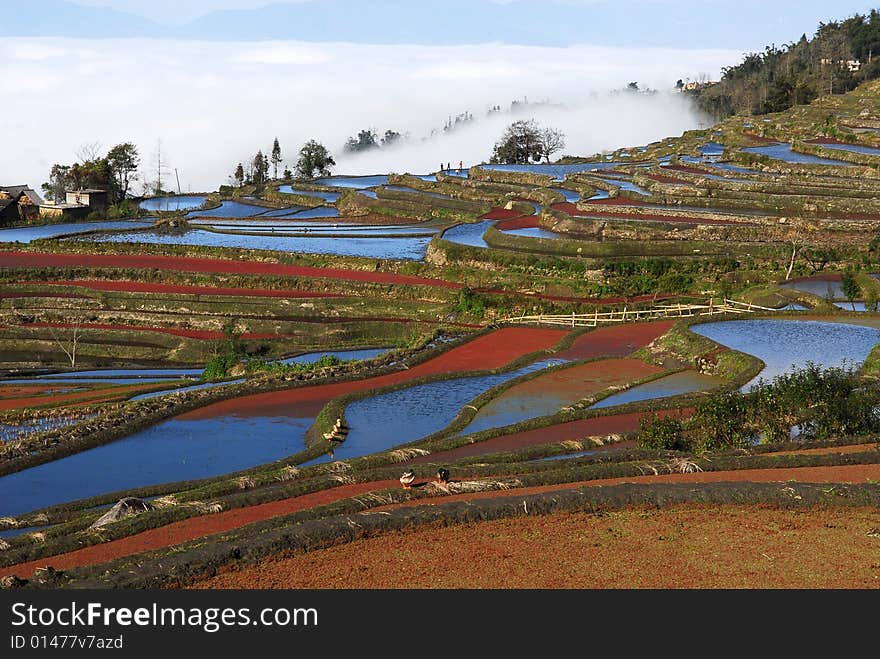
[295, 140, 335, 180]
[692, 389, 752, 450]
[381, 130, 402, 147]
[489, 119, 543, 164]
[840, 269, 861, 311]
[42, 157, 115, 202]
[234, 163, 245, 187]
[344, 129, 378, 152]
[250, 150, 269, 185]
[41, 164, 71, 202]
[637, 415, 689, 451]
[106, 143, 140, 199]
[865, 287, 878, 313]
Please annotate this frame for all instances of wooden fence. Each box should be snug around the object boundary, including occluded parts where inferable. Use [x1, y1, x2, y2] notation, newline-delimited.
[502, 298, 782, 328]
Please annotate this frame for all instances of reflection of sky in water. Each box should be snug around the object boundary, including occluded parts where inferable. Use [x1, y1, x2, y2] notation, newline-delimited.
[443, 220, 493, 248]
[693, 319, 880, 391]
[140, 196, 206, 211]
[0, 221, 152, 243]
[483, 162, 625, 181]
[589, 372, 720, 409]
[815, 142, 880, 156]
[0, 416, 312, 516]
[502, 227, 560, 239]
[85, 229, 431, 260]
[313, 175, 389, 188]
[305, 359, 566, 466]
[552, 187, 581, 202]
[742, 143, 850, 166]
[277, 186, 340, 202]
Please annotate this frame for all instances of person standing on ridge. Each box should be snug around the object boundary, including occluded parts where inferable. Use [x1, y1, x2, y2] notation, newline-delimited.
[459, 160, 463, 173]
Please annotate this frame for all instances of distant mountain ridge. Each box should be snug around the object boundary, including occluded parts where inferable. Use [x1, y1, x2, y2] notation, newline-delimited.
[1, 0, 857, 49]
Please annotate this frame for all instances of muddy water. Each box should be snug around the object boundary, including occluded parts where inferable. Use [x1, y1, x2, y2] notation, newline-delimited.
[458, 359, 662, 435]
[589, 371, 721, 409]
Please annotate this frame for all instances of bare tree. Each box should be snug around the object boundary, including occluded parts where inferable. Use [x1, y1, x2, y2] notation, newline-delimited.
[538, 127, 566, 163]
[75, 141, 103, 162]
[148, 139, 169, 195]
[45, 319, 85, 368]
[20, 317, 87, 368]
[786, 233, 803, 280]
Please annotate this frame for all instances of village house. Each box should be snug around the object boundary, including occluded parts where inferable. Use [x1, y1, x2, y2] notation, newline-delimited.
[819, 57, 862, 72]
[38, 188, 111, 220]
[0, 185, 43, 225]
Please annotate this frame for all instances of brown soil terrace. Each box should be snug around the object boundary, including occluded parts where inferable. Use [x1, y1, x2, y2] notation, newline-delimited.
[191, 503, 880, 589]
[406, 410, 686, 464]
[0, 251, 462, 289]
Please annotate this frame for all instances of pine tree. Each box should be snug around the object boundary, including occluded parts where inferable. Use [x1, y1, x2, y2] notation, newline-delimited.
[271, 137, 282, 180]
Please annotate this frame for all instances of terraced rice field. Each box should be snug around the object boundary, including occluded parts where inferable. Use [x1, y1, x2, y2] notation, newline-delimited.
[2, 77, 880, 590]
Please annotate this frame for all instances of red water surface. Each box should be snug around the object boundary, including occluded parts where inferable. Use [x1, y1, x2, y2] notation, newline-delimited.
[495, 216, 538, 230]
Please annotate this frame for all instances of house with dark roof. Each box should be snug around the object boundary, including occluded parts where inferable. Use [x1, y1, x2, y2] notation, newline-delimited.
[0, 185, 43, 225]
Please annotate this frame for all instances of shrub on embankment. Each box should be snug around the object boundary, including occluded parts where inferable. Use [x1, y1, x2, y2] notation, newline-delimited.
[638, 363, 880, 452]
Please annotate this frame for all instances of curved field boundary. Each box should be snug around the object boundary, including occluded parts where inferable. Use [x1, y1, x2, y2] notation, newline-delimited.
[42, 280, 345, 299]
[555, 321, 675, 360]
[25, 480, 880, 589]
[377, 463, 880, 513]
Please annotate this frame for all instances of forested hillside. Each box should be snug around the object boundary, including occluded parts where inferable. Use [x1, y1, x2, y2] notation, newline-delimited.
[689, 10, 880, 118]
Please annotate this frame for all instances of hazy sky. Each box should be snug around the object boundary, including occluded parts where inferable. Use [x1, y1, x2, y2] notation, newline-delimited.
[66, 0, 880, 41]
[3, 0, 875, 192]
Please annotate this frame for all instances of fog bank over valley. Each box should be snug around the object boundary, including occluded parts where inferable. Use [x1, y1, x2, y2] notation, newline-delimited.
[1, 38, 737, 191]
